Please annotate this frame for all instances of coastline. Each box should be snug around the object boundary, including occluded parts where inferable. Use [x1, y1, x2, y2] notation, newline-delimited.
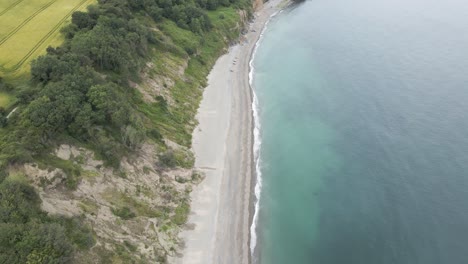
[173, 0, 286, 263]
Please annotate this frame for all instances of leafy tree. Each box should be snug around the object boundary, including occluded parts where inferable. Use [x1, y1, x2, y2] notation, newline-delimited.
[87, 83, 130, 127]
[0, 178, 94, 262]
[71, 25, 128, 72]
[60, 23, 79, 39]
[25, 96, 66, 138]
[0, 179, 42, 223]
[30, 53, 91, 84]
[0, 223, 73, 264]
[68, 103, 93, 139]
[149, 6, 163, 21]
[72, 11, 96, 29]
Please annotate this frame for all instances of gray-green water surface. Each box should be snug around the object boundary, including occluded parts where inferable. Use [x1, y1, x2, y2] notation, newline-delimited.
[252, 0, 468, 263]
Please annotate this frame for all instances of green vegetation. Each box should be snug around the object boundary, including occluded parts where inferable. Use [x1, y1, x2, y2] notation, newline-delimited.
[0, 77, 15, 112]
[79, 199, 99, 215]
[37, 155, 83, 189]
[111, 206, 136, 220]
[0, 0, 249, 166]
[0, 0, 251, 261]
[0, 175, 95, 263]
[103, 189, 162, 218]
[0, 92, 13, 109]
[173, 201, 190, 225]
[0, 0, 95, 77]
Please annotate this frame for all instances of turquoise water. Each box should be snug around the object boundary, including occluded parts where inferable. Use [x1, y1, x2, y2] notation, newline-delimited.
[251, 0, 468, 263]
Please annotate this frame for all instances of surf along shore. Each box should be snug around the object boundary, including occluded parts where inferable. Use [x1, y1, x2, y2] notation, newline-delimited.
[171, 0, 287, 263]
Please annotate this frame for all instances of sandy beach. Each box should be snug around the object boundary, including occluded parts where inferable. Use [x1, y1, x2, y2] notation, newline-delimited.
[172, 0, 285, 263]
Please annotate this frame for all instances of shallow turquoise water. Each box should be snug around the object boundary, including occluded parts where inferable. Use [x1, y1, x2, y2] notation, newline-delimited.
[252, 0, 468, 263]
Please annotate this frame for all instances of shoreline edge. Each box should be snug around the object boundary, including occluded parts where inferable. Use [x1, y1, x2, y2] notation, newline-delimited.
[173, 1, 287, 263]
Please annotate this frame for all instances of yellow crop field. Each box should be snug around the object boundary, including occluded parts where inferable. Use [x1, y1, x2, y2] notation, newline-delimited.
[0, 0, 94, 78]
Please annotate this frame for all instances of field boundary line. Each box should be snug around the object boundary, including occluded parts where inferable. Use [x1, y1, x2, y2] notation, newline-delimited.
[2, 0, 91, 73]
[0, 0, 26, 17]
[0, 0, 57, 46]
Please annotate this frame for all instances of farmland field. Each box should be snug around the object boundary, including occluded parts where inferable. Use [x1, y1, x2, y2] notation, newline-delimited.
[0, 0, 94, 78]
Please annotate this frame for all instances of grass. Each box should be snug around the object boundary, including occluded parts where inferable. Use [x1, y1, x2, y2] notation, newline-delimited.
[0, 92, 13, 108]
[0, 0, 94, 78]
[79, 199, 99, 215]
[207, 7, 243, 41]
[137, 8, 241, 147]
[4, 171, 28, 183]
[159, 20, 201, 55]
[0, 0, 26, 17]
[103, 189, 163, 219]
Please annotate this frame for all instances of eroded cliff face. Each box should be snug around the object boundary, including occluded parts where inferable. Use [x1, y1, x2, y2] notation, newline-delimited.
[12, 141, 202, 263]
[253, 0, 264, 11]
[11, 53, 198, 261]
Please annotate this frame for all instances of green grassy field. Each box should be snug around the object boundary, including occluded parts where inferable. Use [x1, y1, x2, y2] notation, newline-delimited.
[0, 92, 13, 108]
[0, 0, 94, 78]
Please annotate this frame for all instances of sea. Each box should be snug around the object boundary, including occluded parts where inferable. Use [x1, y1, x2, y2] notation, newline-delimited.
[249, 0, 468, 263]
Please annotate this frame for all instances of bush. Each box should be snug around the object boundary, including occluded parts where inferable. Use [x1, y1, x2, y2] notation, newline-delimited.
[0, 177, 95, 262]
[0, 77, 13, 92]
[148, 128, 163, 142]
[0, 222, 73, 264]
[0, 108, 6, 128]
[57, 217, 95, 250]
[111, 206, 136, 220]
[123, 240, 137, 252]
[0, 178, 42, 223]
[158, 150, 177, 168]
[172, 202, 190, 225]
[0, 165, 7, 183]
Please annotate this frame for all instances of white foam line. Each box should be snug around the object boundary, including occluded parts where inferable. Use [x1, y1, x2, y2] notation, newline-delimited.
[249, 9, 283, 262]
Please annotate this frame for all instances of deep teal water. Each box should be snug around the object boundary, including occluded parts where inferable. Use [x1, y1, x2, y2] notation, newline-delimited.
[251, 0, 468, 263]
